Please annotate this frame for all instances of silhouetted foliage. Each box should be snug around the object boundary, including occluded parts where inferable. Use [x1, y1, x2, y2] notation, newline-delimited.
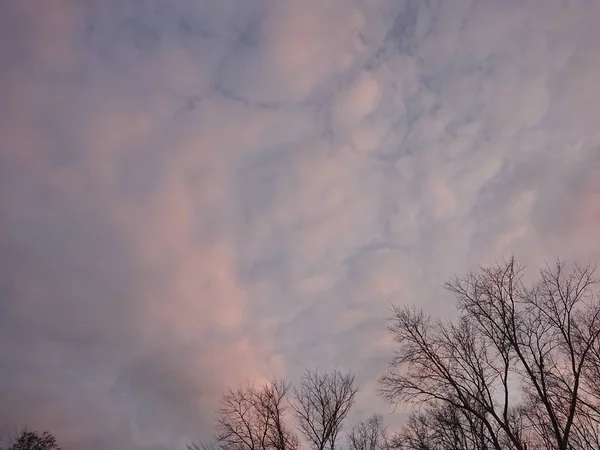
[4, 428, 60, 450]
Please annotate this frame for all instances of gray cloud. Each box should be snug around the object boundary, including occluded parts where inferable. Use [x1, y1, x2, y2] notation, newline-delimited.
[1, 0, 599, 448]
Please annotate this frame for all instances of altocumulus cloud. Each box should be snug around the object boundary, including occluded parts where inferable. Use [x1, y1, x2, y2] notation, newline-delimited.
[1, 0, 599, 449]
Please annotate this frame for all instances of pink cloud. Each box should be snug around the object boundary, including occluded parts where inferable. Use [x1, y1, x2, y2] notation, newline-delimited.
[263, 1, 366, 99]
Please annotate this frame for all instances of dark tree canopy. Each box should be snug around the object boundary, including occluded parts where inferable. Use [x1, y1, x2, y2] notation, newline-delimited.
[4, 429, 60, 450]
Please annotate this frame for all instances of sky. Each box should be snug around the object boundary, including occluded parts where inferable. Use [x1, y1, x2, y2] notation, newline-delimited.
[1, 0, 599, 449]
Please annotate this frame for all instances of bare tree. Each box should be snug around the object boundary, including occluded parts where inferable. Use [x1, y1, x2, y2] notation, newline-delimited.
[391, 399, 507, 450]
[573, 302, 600, 448]
[380, 258, 600, 450]
[187, 441, 220, 450]
[4, 428, 60, 450]
[197, 379, 298, 450]
[347, 414, 388, 450]
[292, 369, 358, 450]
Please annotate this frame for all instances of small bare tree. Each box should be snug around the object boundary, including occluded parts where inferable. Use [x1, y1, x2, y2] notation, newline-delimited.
[380, 258, 600, 450]
[391, 399, 504, 450]
[4, 428, 60, 450]
[187, 442, 219, 450]
[347, 414, 388, 450]
[292, 369, 358, 450]
[197, 379, 298, 450]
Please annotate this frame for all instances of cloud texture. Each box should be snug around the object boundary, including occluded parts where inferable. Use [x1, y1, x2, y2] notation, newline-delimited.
[1, 0, 599, 448]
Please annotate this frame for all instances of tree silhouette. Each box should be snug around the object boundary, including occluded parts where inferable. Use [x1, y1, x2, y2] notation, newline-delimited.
[189, 380, 298, 450]
[292, 369, 358, 450]
[380, 258, 600, 450]
[5, 428, 60, 450]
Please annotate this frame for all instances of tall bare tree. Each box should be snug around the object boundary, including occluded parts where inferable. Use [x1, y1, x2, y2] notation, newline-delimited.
[195, 380, 298, 450]
[292, 369, 358, 450]
[347, 414, 388, 450]
[380, 258, 600, 450]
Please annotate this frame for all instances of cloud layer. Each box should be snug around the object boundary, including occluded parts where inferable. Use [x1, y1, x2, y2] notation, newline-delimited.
[1, 0, 600, 448]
